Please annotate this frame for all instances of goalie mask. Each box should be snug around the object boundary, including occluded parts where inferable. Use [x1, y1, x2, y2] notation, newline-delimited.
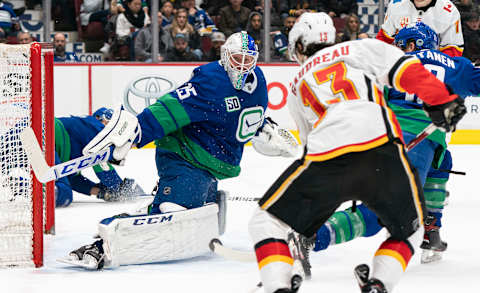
[221, 31, 258, 90]
[288, 12, 336, 64]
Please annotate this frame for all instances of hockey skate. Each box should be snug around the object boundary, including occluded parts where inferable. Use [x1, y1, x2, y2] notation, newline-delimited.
[57, 239, 105, 270]
[420, 215, 447, 264]
[287, 231, 313, 280]
[354, 264, 388, 293]
[272, 274, 303, 293]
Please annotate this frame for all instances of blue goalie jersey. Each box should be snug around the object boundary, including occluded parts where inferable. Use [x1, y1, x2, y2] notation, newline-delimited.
[137, 61, 269, 179]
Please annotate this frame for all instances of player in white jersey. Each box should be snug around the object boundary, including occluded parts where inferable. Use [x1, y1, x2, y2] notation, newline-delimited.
[247, 12, 466, 293]
[377, 0, 463, 57]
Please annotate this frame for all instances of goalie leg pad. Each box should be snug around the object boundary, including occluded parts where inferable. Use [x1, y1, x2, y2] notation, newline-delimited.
[97, 203, 219, 268]
[217, 190, 227, 235]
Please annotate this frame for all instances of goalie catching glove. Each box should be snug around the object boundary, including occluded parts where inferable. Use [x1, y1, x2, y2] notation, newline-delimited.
[83, 105, 141, 166]
[251, 117, 299, 157]
[423, 96, 467, 132]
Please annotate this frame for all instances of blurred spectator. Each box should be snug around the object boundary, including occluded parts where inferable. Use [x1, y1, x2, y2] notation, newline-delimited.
[160, 0, 174, 27]
[317, 0, 358, 19]
[240, 0, 257, 10]
[116, 0, 148, 38]
[0, 1, 16, 33]
[246, 11, 263, 55]
[165, 33, 200, 61]
[279, 0, 315, 18]
[462, 11, 480, 64]
[454, 0, 478, 13]
[6, 0, 25, 16]
[16, 31, 32, 44]
[253, 0, 283, 30]
[112, 0, 149, 21]
[0, 27, 6, 43]
[52, 0, 77, 31]
[163, 8, 202, 58]
[26, 0, 41, 10]
[181, 0, 216, 36]
[53, 33, 79, 62]
[80, 0, 111, 28]
[218, 0, 251, 37]
[6, 17, 20, 38]
[203, 31, 225, 61]
[272, 15, 295, 61]
[337, 13, 368, 42]
[135, 12, 167, 62]
[108, 0, 148, 61]
[201, 0, 229, 17]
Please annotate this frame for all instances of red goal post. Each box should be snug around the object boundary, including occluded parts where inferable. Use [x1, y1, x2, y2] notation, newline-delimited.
[0, 42, 54, 268]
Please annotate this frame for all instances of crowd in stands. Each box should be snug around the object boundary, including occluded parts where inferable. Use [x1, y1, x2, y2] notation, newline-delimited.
[0, 0, 478, 63]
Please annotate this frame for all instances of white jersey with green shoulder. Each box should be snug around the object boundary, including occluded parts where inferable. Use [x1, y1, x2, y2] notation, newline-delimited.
[382, 0, 463, 53]
[288, 39, 411, 162]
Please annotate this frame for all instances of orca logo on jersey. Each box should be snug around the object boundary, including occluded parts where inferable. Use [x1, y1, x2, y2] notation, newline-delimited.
[123, 75, 177, 115]
[236, 106, 264, 142]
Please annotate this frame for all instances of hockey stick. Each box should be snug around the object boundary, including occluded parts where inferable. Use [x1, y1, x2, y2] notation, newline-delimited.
[20, 127, 111, 183]
[227, 196, 261, 202]
[405, 123, 438, 152]
[439, 169, 466, 176]
[209, 238, 256, 262]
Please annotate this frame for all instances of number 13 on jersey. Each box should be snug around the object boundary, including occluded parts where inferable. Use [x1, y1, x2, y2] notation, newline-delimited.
[299, 61, 360, 122]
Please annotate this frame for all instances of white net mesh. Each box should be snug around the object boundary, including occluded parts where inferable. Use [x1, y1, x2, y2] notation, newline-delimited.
[0, 44, 34, 267]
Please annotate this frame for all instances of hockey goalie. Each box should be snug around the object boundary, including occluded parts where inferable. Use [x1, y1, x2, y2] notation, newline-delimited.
[58, 31, 299, 270]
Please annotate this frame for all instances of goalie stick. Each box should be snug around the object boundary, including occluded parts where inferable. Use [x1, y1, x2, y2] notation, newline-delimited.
[20, 127, 111, 183]
[209, 238, 256, 262]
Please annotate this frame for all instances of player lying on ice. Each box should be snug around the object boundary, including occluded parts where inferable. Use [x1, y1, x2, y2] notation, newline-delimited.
[0, 107, 143, 206]
[55, 107, 144, 207]
[247, 13, 466, 293]
[294, 23, 480, 273]
[59, 31, 299, 270]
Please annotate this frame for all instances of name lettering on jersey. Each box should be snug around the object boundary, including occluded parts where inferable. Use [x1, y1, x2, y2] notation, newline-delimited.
[176, 83, 198, 100]
[132, 215, 173, 225]
[417, 51, 456, 69]
[225, 96, 241, 112]
[236, 106, 264, 142]
[292, 45, 350, 88]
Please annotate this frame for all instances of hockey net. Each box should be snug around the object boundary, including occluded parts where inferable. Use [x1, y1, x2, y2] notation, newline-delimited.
[0, 43, 54, 268]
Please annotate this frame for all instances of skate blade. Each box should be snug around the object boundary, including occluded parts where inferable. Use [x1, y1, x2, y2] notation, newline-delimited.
[421, 249, 443, 264]
[57, 257, 98, 270]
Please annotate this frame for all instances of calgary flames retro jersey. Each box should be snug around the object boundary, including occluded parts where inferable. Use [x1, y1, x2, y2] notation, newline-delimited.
[288, 38, 455, 162]
[377, 0, 463, 56]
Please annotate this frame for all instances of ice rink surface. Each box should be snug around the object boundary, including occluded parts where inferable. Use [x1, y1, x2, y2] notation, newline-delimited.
[2, 145, 479, 293]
